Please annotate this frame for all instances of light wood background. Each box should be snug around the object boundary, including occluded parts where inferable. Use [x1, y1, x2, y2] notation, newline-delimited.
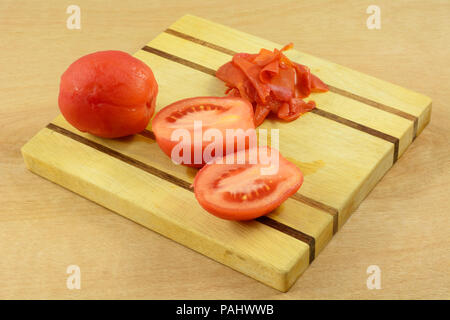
[0, 0, 448, 299]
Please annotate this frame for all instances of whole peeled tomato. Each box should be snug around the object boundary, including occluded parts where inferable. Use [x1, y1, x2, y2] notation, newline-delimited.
[58, 50, 158, 138]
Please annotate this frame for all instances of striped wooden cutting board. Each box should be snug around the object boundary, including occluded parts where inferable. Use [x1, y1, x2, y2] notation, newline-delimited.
[21, 14, 432, 292]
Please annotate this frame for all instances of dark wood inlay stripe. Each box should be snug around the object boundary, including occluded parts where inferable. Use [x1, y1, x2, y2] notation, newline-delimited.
[140, 129, 156, 140]
[165, 29, 237, 56]
[163, 29, 419, 137]
[311, 108, 399, 163]
[256, 216, 315, 263]
[291, 193, 339, 234]
[141, 46, 216, 76]
[327, 85, 419, 137]
[46, 123, 316, 263]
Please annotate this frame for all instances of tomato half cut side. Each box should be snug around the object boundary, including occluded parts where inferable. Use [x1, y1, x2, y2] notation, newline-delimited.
[152, 96, 255, 167]
[193, 147, 303, 220]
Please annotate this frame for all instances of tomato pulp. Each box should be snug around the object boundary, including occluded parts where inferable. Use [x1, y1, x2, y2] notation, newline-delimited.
[152, 96, 256, 167]
[58, 50, 158, 138]
[194, 146, 303, 220]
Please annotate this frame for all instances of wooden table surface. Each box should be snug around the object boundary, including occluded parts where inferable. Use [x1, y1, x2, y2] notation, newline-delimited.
[1, 0, 448, 299]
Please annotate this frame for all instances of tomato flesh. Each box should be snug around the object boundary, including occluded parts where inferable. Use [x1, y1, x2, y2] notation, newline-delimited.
[58, 50, 158, 138]
[194, 147, 303, 220]
[152, 96, 255, 167]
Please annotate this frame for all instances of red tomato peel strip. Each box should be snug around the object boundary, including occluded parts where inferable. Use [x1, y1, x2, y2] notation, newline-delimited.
[216, 43, 328, 126]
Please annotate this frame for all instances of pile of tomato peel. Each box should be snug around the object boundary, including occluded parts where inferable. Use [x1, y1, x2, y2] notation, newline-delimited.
[216, 43, 329, 126]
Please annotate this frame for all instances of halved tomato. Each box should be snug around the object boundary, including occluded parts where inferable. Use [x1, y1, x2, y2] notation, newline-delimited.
[193, 146, 303, 220]
[152, 96, 255, 167]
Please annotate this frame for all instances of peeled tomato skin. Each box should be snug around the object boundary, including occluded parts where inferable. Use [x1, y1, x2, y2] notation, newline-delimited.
[215, 44, 328, 126]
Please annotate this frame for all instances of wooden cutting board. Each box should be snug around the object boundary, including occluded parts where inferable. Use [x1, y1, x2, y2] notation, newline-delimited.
[21, 14, 432, 292]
